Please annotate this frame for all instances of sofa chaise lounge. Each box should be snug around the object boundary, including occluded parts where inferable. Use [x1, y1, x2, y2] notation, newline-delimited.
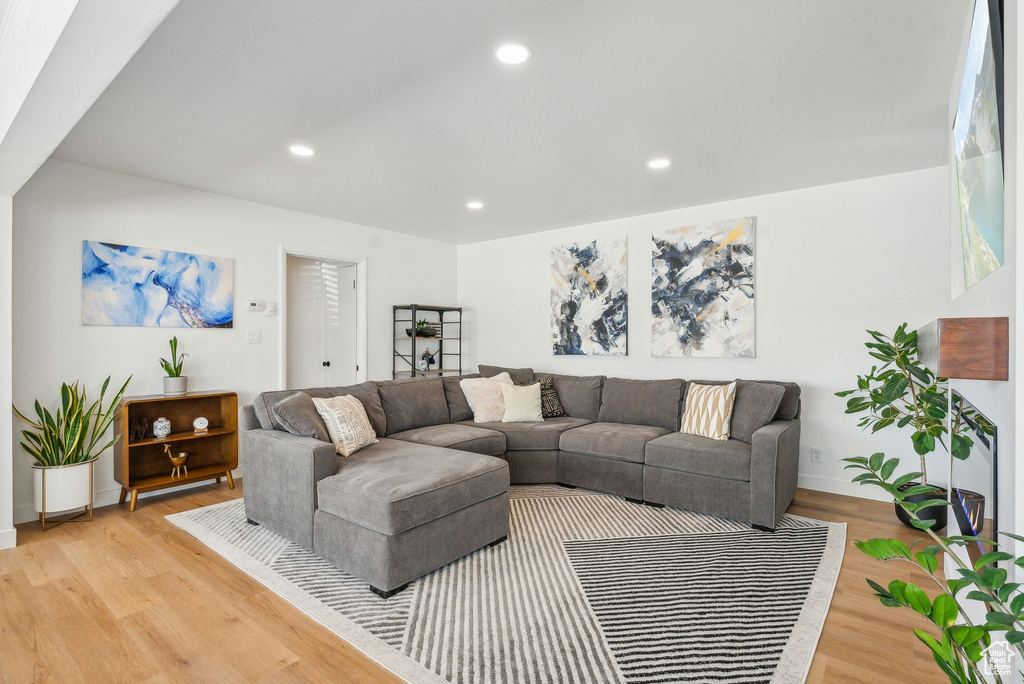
[240, 365, 801, 597]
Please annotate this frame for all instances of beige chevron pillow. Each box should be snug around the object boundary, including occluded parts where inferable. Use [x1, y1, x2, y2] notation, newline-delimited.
[312, 395, 378, 457]
[680, 382, 738, 441]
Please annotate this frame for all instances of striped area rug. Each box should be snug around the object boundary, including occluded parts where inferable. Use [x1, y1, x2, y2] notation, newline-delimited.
[167, 486, 844, 684]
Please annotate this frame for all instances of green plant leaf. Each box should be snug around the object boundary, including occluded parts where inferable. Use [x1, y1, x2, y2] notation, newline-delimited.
[869, 452, 884, 471]
[985, 611, 1014, 628]
[966, 590, 998, 603]
[912, 430, 936, 455]
[914, 628, 951, 661]
[982, 567, 1007, 590]
[916, 550, 938, 574]
[1006, 631, 1024, 644]
[879, 458, 899, 481]
[930, 594, 958, 627]
[903, 584, 931, 616]
[975, 552, 1013, 569]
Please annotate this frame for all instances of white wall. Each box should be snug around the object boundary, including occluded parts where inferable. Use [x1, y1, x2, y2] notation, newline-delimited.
[0, 194, 13, 548]
[11, 160, 457, 524]
[458, 167, 952, 498]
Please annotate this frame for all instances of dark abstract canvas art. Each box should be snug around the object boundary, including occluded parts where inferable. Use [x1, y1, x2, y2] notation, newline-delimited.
[651, 217, 754, 357]
[550, 236, 627, 355]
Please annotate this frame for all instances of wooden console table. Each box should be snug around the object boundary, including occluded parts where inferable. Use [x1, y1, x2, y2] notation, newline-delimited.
[113, 390, 238, 511]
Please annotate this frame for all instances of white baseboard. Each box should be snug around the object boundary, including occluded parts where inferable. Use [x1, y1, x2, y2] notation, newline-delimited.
[797, 474, 891, 503]
[0, 526, 16, 550]
[12, 473, 243, 526]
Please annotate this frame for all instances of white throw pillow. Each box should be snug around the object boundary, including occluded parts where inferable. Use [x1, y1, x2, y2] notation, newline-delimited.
[500, 382, 543, 423]
[312, 395, 378, 457]
[460, 372, 513, 423]
[680, 381, 738, 441]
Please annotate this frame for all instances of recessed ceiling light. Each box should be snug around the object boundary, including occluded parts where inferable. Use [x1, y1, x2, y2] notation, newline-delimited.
[466, 201, 484, 209]
[289, 144, 316, 157]
[647, 158, 671, 169]
[496, 44, 531, 65]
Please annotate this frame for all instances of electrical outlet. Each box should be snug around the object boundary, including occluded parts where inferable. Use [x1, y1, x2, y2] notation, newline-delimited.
[810, 447, 823, 463]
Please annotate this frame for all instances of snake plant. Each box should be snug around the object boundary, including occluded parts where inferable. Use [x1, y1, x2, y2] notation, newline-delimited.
[13, 375, 131, 467]
[159, 336, 186, 377]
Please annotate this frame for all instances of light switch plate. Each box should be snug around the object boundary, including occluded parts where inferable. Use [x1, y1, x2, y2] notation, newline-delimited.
[246, 329, 262, 344]
[265, 301, 278, 316]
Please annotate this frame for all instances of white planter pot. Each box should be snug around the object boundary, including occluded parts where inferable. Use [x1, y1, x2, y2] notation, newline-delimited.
[32, 459, 95, 514]
[163, 376, 189, 395]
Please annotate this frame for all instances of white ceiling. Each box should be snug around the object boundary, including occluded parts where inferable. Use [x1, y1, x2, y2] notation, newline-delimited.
[51, 0, 970, 244]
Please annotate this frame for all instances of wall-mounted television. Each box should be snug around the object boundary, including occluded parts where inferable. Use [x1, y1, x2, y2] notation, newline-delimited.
[952, 0, 1005, 289]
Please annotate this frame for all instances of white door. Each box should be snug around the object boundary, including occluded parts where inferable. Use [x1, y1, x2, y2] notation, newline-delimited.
[325, 263, 357, 386]
[286, 256, 358, 388]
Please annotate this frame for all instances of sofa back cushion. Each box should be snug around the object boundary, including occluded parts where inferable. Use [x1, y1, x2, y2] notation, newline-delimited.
[550, 374, 605, 421]
[271, 392, 330, 442]
[730, 381, 786, 443]
[479, 364, 535, 385]
[376, 377, 450, 435]
[442, 373, 481, 422]
[598, 377, 684, 431]
[253, 381, 386, 437]
[740, 379, 801, 420]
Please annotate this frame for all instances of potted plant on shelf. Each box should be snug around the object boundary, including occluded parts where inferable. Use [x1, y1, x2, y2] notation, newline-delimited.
[160, 336, 188, 395]
[13, 375, 131, 525]
[406, 319, 437, 338]
[836, 324, 975, 529]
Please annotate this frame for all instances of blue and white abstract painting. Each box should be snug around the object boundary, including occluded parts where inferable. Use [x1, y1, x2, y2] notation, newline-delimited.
[551, 236, 628, 355]
[651, 217, 754, 358]
[82, 241, 234, 328]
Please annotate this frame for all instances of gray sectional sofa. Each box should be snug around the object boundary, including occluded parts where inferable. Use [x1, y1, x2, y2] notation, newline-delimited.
[240, 365, 801, 598]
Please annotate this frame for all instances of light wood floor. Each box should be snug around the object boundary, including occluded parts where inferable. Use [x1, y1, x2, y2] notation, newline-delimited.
[1, 484, 939, 683]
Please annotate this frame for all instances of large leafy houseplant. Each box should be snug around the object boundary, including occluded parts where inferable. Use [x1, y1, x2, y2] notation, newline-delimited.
[13, 376, 131, 466]
[836, 324, 974, 486]
[845, 454, 1024, 682]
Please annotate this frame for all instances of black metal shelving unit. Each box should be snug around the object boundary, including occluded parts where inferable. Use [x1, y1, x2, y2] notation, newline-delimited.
[393, 304, 463, 379]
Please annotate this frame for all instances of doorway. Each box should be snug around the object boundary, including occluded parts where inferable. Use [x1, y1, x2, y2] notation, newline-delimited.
[285, 255, 359, 388]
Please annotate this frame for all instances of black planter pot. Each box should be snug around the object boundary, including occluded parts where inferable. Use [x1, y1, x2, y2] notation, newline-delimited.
[894, 483, 947, 530]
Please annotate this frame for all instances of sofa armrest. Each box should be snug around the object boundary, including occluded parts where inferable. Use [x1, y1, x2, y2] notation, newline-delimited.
[241, 428, 337, 550]
[749, 419, 801, 529]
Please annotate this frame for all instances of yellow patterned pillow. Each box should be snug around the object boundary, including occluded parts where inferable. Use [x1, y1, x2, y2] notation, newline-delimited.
[680, 382, 738, 441]
[312, 395, 378, 457]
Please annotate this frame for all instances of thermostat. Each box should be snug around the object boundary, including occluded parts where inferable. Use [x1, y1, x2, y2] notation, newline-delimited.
[247, 300, 265, 312]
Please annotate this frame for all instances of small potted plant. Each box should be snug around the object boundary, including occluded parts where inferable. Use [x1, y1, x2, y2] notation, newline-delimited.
[13, 376, 131, 525]
[406, 319, 437, 338]
[160, 336, 188, 395]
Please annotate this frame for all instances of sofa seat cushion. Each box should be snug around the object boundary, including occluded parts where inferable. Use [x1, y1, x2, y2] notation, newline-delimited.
[459, 416, 591, 450]
[388, 424, 506, 456]
[645, 432, 752, 481]
[316, 438, 509, 536]
[559, 422, 671, 463]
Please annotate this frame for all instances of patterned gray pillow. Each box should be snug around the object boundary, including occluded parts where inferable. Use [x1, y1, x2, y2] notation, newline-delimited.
[539, 375, 566, 418]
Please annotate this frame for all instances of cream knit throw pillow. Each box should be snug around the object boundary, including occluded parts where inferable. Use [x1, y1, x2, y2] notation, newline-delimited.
[460, 372, 513, 423]
[500, 382, 543, 422]
[312, 395, 378, 456]
[680, 382, 738, 441]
